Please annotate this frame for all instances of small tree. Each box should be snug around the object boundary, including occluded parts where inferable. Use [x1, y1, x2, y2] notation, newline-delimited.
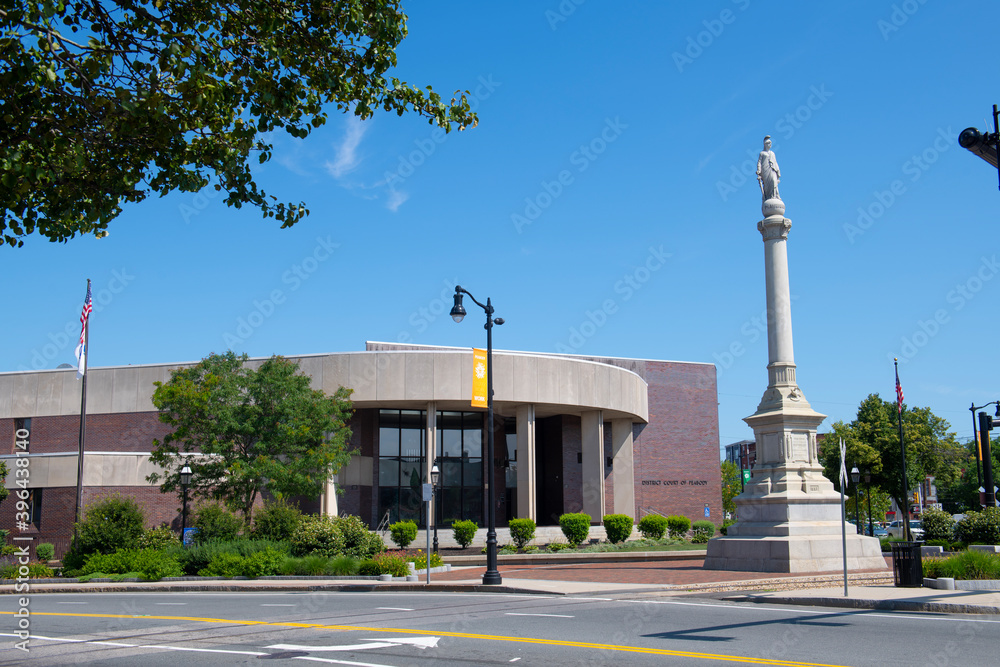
[721, 461, 741, 515]
[508, 518, 536, 549]
[602, 514, 633, 544]
[452, 520, 478, 549]
[666, 515, 691, 538]
[638, 514, 668, 540]
[389, 521, 419, 549]
[149, 352, 354, 524]
[921, 506, 955, 542]
[559, 513, 591, 547]
[251, 499, 303, 543]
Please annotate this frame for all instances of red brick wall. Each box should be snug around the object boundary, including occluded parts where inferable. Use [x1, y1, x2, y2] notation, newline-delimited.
[1, 413, 172, 456]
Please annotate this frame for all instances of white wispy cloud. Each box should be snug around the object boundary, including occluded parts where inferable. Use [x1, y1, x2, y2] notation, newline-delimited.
[325, 116, 368, 179]
[385, 188, 409, 212]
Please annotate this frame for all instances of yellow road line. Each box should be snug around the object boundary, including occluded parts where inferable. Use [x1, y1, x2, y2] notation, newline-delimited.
[0, 610, 850, 666]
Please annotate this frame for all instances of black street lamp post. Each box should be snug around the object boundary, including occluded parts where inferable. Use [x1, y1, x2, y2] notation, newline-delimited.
[450, 285, 504, 586]
[180, 465, 192, 544]
[865, 470, 874, 537]
[432, 457, 440, 556]
[970, 401, 1000, 508]
[850, 466, 861, 534]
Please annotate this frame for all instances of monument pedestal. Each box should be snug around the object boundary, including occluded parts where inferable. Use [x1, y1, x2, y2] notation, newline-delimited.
[705, 197, 886, 573]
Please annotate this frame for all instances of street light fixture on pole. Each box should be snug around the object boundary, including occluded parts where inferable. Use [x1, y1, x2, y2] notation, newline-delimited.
[850, 466, 861, 535]
[432, 457, 441, 556]
[450, 285, 504, 586]
[180, 465, 192, 544]
[970, 401, 999, 507]
[425, 463, 439, 585]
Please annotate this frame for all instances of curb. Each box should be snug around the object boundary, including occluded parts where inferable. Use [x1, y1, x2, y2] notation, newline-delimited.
[0, 581, 561, 596]
[722, 594, 1000, 616]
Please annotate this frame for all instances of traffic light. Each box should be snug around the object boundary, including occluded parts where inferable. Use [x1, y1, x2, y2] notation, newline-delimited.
[912, 491, 919, 504]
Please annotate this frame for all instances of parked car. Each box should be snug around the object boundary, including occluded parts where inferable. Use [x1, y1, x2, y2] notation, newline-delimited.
[887, 520, 924, 540]
[864, 524, 889, 538]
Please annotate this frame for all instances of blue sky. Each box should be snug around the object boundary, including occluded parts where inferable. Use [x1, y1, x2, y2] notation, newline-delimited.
[4, 1, 1000, 452]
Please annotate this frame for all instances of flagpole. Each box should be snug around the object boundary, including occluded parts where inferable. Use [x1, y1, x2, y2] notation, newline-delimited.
[895, 359, 911, 542]
[74, 279, 91, 535]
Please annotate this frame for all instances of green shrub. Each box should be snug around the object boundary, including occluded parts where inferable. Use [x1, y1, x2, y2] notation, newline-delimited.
[138, 525, 181, 551]
[170, 539, 288, 576]
[603, 514, 633, 544]
[329, 555, 360, 575]
[508, 518, 536, 549]
[547, 542, 571, 552]
[240, 548, 285, 578]
[922, 507, 955, 542]
[638, 514, 668, 540]
[335, 515, 385, 559]
[192, 503, 245, 543]
[720, 519, 736, 536]
[35, 543, 54, 562]
[559, 513, 591, 547]
[0, 561, 54, 579]
[452, 520, 478, 548]
[366, 552, 409, 577]
[666, 515, 691, 538]
[955, 508, 1000, 545]
[498, 544, 516, 554]
[357, 559, 379, 576]
[923, 549, 1000, 580]
[291, 515, 344, 557]
[0, 545, 17, 557]
[81, 548, 183, 581]
[691, 520, 716, 543]
[251, 499, 302, 542]
[198, 552, 244, 577]
[389, 520, 419, 549]
[63, 495, 146, 570]
[523, 545, 539, 554]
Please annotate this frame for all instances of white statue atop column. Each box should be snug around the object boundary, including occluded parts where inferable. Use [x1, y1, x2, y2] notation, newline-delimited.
[704, 138, 886, 573]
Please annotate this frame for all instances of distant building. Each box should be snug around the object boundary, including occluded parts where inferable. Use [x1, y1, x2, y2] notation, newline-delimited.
[2, 342, 721, 557]
[724, 439, 756, 470]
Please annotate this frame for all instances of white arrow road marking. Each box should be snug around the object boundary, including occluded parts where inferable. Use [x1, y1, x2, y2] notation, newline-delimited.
[268, 636, 439, 652]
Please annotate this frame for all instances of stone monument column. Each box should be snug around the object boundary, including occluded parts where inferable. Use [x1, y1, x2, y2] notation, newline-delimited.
[704, 138, 886, 572]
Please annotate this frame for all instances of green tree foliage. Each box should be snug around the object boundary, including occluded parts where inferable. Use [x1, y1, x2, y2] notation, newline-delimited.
[558, 513, 591, 547]
[921, 506, 956, 542]
[148, 352, 354, 522]
[819, 394, 967, 514]
[720, 460, 741, 515]
[251, 498, 303, 543]
[0, 461, 8, 506]
[388, 520, 418, 549]
[192, 503, 245, 543]
[0, 0, 478, 247]
[845, 486, 892, 529]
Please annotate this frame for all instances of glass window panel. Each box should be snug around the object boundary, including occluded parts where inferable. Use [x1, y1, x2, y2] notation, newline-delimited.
[439, 411, 463, 430]
[505, 465, 518, 488]
[506, 432, 516, 462]
[400, 458, 424, 489]
[441, 428, 462, 458]
[378, 427, 398, 457]
[378, 458, 400, 487]
[462, 488, 483, 523]
[464, 459, 483, 487]
[462, 428, 482, 458]
[399, 488, 422, 523]
[440, 488, 462, 526]
[441, 460, 462, 487]
[379, 409, 399, 427]
[400, 427, 422, 458]
[378, 487, 399, 524]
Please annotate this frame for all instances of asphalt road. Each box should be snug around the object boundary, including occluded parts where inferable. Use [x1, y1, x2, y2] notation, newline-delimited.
[1, 591, 997, 666]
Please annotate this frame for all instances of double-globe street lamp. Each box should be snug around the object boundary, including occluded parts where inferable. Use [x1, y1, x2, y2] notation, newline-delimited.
[425, 463, 439, 584]
[850, 466, 861, 534]
[450, 285, 504, 586]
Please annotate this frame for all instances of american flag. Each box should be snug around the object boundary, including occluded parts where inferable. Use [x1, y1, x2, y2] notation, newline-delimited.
[75, 281, 92, 379]
[895, 361, 904, 414]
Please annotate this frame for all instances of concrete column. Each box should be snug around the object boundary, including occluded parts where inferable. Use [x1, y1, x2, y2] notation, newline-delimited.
[581, 410, 605, 522]
[321, 481, 339, 517]
[516, 404, 536, 521]
[611, 419, 635, 519]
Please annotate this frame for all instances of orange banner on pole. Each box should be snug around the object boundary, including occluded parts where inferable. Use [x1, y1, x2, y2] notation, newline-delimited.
[471, 348, 488, 408]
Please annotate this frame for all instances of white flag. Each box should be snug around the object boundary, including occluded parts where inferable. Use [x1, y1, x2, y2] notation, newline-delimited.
[839, 438, 847, 488]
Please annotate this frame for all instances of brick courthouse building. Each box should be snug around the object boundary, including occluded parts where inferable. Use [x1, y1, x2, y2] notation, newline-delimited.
[1, 342, 720, 556]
